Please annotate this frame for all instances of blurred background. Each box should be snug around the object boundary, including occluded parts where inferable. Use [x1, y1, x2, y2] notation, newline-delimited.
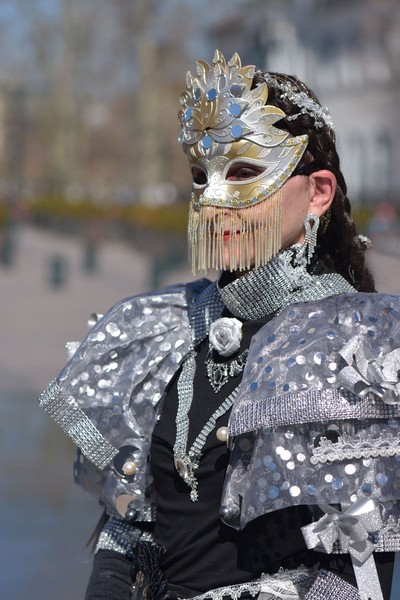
[1, 0, 400, 598]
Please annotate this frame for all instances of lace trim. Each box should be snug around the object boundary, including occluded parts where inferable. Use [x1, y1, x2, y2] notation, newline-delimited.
[310, 430, 400, 465]
[185, 566, 316, 600]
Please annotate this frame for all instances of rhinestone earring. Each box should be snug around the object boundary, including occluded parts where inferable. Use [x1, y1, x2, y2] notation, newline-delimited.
[295, 213, 320, 266]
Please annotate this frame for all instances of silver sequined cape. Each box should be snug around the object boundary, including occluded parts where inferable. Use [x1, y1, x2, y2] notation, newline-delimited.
[39, 282, 400, 552]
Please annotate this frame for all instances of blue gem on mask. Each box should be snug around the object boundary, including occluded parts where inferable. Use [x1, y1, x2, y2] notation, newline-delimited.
[230, 84, 243, 97]
[231, 124, 243, 138]
[184, 108, 193, 121]
[229, 103, 241, 117]
[201, 135, 213, 149]
[206, 88, 217, 101]
[193, 88, 201, 101]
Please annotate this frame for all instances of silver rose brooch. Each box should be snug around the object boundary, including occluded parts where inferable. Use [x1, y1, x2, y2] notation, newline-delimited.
[209, 317, 243, 357]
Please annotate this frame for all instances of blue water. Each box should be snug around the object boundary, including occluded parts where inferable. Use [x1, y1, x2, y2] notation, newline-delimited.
[0, 389, 99, 600]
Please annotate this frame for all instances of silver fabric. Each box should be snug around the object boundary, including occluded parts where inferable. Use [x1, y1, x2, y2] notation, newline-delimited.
[218, 249, 355, 321]
[338, 335, 400, 405]
[301, 499, 383, 600]
[229, 293, 400, 436]
[185, 567, 316, 600]
[222, 293, 400, 542]
[39, 379, 118, 469]
[39, 272, 400, 559]
[42, 280, 209, 518]
[305, 570, 360, 600]
[95, 516, 154, 557]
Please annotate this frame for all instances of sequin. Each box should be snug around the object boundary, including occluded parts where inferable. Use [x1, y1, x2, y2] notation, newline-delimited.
[281, 481, 290, 491]
[98, 379, 111, 389]
[296, 355, 306, 365]
[345, 464, 356, 475]
[264, 365, 272, 373]
[325, 474, 333, 483]
[287, 461, 295, 470]
[239, 438, 252, 452]
[290, 486, 301, 497]
[160, 342, 172, 352]
[306, 484, 317, 495]
[268, 486, 280, 499]
[362, 483, 373, 495]
[280, 450, 292, 461]
[106, 323, 121, 337]
[376, 473, 388, 486]
[297, 453, 305, 462]
[331, 477, 344, 490]
[327, 330, 336, 339]
[287, 358, 296, 368]
[314, 352, 326, 365]
[285, 430, 294, 439]
[250, 382, 258, 392]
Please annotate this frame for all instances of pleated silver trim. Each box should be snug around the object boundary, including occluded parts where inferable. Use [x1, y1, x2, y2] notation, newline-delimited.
[38, 379, 118, 469]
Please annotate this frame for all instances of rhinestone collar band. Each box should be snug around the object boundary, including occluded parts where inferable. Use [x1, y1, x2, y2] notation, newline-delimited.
[218, 249, 356, 321]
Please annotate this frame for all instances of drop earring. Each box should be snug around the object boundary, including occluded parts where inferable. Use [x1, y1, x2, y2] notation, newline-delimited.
[295, 213, 320, 267]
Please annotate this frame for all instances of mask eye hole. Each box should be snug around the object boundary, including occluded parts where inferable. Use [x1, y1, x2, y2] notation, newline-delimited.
[226, 162, 266, 181]
[191, 166, 207, 186]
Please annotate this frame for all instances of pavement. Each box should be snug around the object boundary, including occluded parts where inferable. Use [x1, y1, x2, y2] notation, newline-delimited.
[1, 224, 399, 599]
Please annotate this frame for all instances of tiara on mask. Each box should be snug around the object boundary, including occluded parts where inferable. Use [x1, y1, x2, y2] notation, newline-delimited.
[261, 73, 334, 131]
[178, 50, 303, 153]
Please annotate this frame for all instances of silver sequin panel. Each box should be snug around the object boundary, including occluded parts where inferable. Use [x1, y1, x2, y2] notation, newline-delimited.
[230, 293, 400, 436]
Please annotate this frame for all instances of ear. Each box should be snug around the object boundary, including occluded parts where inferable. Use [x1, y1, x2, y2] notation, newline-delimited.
[308, 170, 336, 217]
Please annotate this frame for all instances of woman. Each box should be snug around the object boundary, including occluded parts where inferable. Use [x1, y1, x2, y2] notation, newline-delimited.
[40, 51, 400, 600]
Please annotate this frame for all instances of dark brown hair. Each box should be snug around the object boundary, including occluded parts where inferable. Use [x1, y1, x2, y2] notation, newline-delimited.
[253, 71, 375, 292]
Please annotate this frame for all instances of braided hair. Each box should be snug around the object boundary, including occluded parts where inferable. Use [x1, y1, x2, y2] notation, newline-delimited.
[253, 72, 375, 292]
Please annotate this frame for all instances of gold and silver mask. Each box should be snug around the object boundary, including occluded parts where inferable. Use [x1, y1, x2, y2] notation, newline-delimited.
[179, 50, 308, 273]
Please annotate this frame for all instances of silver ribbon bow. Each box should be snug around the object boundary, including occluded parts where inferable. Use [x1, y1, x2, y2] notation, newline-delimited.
[338, 335, 400, 405]
[301, 497, 383, 600]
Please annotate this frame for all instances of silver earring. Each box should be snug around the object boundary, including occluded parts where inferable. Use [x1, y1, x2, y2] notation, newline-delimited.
[295, 213, 320, 266]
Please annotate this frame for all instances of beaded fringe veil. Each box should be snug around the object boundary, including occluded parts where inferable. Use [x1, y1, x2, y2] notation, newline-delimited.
[188, 189, 283, 274]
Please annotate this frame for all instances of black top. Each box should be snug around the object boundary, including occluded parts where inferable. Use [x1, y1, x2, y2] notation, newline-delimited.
[150, 310, 361, 596]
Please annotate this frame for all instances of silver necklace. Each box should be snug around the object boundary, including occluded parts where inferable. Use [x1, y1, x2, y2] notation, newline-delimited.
[173, 350, 239, 501]
[205, 346, 249, 393]
[175, 248, 356, 501]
